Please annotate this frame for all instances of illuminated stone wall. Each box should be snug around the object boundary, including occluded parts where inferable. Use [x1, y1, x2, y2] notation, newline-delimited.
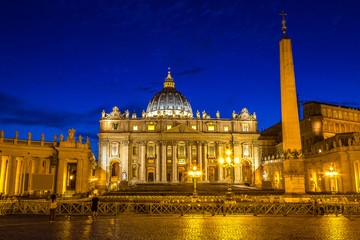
[0, 129, 96, 196]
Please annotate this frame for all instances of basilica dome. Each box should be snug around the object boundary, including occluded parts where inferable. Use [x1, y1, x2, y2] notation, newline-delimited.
[146, 70, 193, 118]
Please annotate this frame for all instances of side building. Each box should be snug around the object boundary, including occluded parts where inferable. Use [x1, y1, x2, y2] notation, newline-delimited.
[98, 71, 261, 190]
[0, 129, 96, 196]
[261, 102, 360, 193]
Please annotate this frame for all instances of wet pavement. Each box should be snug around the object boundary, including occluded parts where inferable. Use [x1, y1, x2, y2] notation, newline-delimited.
[0, 214, 360, 240]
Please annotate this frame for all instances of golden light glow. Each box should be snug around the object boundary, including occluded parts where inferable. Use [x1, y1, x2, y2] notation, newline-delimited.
[326, 171, 338, 176]
[234, 157, 239, 164]
[224, 126, 229, 132]
[226, 157, 231, 163]
[90, 178, 98, 181]
[133, 125, 138, 131]
[226, 149, 231, 155]
[147, 125, 155, 131]
[219, 158, 224, 164]
[192, 125, 197, 130]
[208, 125, 215, 131]
[70, 175, 74, 180]
[189, 166, 202, 177]
[167, 125, 172, 130]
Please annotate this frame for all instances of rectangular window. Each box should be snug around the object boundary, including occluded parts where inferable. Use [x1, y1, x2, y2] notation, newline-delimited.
[167, 125, 172, 130]
[148, 125, 155, 131]
[208, 125, 215, 131]
[224, 126, 229, 132]
[192, 125, 197, 130]
[133, 125, 138, 131]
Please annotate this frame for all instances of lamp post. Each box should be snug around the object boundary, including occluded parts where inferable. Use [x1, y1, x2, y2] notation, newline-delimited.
[189, 166, 202, 197]
[219, 149, 240, 200]
[325, 167, 338, 194]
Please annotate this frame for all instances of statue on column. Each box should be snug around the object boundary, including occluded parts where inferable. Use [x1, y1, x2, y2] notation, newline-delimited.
[41, 133, 45, 141]
[14, 131, 18, 139]
[202, 110, 206, 119]
[216, 111, 220, 119]
[196, 110, 200, 119]
[232, 111, 237, 119]
[53, 134, 57, 142]
[180, 108, 184, 118]
[125, 110, 130, 118]
[142, 110, 146, 118]
[86, 136, 90, 145]
[101, 110, 105, 119]
[78, 135, 83, 144]
[0, 130, 4, 138]
[60, 133, 64, 142]
[28, 132, 32, 140]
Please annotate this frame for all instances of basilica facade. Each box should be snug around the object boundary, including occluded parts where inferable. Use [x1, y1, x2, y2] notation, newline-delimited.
[98, 71, 261, 190]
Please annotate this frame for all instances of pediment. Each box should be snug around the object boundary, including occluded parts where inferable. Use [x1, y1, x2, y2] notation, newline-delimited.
[162, 124, 202, 134]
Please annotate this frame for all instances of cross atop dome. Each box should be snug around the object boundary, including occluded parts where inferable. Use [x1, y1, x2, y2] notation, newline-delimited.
[164, 67, 175, 88]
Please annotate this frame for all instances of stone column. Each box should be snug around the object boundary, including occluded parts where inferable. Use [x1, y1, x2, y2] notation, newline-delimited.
[56, 158, 66, 195]
[161, 142, 167, 182]
[203, 142, 208, 182]
[5, 157, 14, 195]
[172, 143, 178, 183]
[234, 142, 241, 183]
[187, 143, 192, 183]
[139, 142, 146, 182]
[121, 141, 129, 181]
[14, 158, 21, 195]
[75, 159, 82, 194]
[217, 142, 223, 182]
[98, 140, 109, 189]
[197, 142, 202, 172]
[0, 157, 6, 193]
[155, 142, 160, 182]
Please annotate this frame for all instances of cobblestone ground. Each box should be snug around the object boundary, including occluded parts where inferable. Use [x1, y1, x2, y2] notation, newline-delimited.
[0, 215, 360, 240]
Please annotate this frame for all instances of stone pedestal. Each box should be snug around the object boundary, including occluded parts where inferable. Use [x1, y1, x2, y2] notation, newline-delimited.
[283, 158, 305, 195]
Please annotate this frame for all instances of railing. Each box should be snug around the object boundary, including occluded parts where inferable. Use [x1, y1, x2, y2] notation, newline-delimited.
[2, 201, 360, 216]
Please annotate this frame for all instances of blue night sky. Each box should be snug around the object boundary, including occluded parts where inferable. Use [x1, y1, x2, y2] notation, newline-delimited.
[1, 1, 359, 157]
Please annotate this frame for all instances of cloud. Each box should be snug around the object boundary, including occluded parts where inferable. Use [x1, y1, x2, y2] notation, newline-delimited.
[175, 68, 205, 76]
[0, 92, 99, 128]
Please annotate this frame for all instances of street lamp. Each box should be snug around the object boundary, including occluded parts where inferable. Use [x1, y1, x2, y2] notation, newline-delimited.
[219, 149, 240, 200]
[325, 167, 338, 194]
[189, 166, 202, 197]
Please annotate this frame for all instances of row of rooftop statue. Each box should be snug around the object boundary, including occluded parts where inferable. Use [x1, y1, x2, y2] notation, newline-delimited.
[101, 106, 257, 121]
[0, 128, 90, 145]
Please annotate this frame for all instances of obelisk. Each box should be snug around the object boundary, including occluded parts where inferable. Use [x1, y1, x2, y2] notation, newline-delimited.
[279, 12, 305, 195]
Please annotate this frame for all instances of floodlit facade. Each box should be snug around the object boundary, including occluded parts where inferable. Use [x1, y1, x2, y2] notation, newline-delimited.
[98, 70, 261, 190]
[0, 129, 96, 196]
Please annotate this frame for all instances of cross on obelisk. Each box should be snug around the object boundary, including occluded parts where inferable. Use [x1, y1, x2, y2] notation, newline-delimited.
[279, 10, 287, 34]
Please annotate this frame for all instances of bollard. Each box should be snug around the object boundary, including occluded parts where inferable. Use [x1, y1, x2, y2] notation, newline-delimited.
[282, 204, 287, 217]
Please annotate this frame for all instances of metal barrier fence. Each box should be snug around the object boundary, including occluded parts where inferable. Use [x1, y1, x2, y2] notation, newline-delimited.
[1, 201, 360, 216]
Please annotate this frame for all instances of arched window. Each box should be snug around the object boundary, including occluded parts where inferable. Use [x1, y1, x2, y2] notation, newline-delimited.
[148, 146, 154, 156]
[209, 145, 214, 156]
[179, 145, 185, 156]
[333, 110, 338, 119]
[335, 123, 340, 133]
[341, 124, 345, 132]
[243, 145, 249, 157]
[323, 121, 328, 131]
[167, 146, 172, 158]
